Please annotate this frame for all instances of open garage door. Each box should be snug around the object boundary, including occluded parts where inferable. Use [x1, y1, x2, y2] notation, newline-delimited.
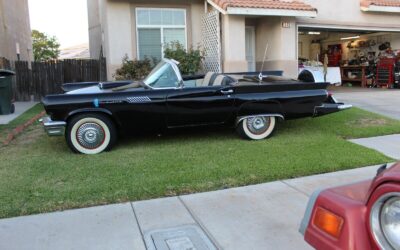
[297, 26, 400, 88]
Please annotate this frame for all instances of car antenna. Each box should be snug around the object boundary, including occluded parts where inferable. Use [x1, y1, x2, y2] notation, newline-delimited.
[258, 43, 269, 83]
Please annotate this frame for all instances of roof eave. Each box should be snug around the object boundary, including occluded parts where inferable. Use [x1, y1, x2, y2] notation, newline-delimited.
[207, 0, 228, 14]
[226, 7, 317, 17]
[361, 5, 400, 12]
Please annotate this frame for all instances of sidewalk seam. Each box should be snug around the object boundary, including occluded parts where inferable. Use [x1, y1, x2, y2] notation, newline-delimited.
[178, 196, 223, 250]
[280, 180, 310, 197]
[130, 202, 146, 248]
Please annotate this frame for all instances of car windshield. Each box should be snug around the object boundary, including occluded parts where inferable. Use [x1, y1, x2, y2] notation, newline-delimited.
[144, 60, 180, 88]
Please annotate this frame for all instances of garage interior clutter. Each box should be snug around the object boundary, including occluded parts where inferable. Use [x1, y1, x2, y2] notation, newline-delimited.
[298, 28, 400, 88]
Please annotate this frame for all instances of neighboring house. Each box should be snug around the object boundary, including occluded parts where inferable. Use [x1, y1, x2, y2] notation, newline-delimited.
[87, 0, 400, 80]
[59, 43, 90, 59]
[0, 0, 33, 62]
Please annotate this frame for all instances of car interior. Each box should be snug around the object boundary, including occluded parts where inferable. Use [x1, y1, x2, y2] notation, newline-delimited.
[183, 72, 301, 87]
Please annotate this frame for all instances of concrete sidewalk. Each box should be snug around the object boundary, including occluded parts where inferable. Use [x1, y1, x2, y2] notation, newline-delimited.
[350, 134, 400, 160]
[0, 102, 37, 125]
[0, 164, 381, 250]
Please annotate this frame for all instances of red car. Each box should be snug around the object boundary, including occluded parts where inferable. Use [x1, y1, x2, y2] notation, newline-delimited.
[299, 162, 400, 250]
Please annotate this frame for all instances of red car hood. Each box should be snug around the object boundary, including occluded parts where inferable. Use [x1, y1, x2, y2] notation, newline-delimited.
[327, 162, 400, 205]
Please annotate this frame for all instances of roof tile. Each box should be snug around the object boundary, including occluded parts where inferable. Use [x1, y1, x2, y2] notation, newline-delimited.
[210, 0, 317, 12]
[361, 0, 400, 7]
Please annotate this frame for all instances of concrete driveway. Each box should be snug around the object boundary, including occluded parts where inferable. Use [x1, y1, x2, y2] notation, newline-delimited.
[332, 87, 400, 120]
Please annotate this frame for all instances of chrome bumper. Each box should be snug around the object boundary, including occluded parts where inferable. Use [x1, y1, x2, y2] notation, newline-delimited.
[314, 103, 353, 117]
[40, 116, 66, 136]
[338, 104, 353, 110]
[299, 188, 323, 236]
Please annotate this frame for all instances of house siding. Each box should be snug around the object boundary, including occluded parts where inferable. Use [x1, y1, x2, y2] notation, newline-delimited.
[0, 0, 33, 62]
[299, 0, 400, 30]
[88, 0, 204, 80]
[88, 0, 400, 80]
[87, 0, 102, 59]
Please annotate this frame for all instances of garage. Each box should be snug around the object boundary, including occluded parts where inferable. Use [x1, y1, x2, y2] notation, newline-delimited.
[297, 26, 400, 88]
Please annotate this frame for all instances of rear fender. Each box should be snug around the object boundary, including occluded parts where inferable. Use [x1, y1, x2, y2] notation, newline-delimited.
[236, 101, 284, 123]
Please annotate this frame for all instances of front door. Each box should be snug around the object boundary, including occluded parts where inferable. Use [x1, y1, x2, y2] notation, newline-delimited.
[166, 86, 235, 128]
[245, 26, 256, 72]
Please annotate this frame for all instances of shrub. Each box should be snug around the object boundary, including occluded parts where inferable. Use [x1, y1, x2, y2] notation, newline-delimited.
[164, 42, 204, 75]
[113, 55, 155, 80]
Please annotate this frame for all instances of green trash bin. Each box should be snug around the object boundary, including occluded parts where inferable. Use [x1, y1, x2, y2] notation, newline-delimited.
[0, 69, 15, 115]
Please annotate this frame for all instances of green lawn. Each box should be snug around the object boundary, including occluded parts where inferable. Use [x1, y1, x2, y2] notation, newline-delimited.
[0, 106, 399, 218]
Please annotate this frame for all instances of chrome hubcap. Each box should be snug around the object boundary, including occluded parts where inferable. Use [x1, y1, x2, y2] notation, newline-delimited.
[247, 116, 270, 135]
[76, 123, 105, 149]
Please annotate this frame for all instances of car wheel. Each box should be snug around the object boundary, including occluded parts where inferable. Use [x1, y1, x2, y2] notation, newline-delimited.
[66, 113, 116, 154]
[237, 116, 276, 140]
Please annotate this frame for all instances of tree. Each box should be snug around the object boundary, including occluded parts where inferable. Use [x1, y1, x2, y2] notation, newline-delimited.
[32, 30, 60, 61]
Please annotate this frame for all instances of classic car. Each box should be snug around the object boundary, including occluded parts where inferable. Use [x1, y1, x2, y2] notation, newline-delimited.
[41, 59, 351, 154]
[299, 163, 400, 250]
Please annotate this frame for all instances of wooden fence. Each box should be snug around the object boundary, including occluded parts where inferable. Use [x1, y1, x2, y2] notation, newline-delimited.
[0, 57, 107, 101]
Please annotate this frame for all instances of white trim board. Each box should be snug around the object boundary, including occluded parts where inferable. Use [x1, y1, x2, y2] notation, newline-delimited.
[297, 23, 400, 33]
[226, 7, 317, 17]
[361, 5, 400, 13]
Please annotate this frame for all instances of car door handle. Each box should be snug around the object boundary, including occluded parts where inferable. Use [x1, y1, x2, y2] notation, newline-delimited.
[220, 89, 233, 95]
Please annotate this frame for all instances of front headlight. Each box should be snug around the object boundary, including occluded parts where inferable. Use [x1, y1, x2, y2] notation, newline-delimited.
[371, 193, 400, 250]
[381, 196, 400, 249]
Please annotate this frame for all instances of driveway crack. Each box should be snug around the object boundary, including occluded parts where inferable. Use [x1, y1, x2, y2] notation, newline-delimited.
[130, 202, 146, 248]
[178, 196, 222, 250]
[281, 180, 310, 197]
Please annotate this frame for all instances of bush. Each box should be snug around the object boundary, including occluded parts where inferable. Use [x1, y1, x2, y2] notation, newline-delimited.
[164, 42, 204, 75]
[113, 55, 155, 80]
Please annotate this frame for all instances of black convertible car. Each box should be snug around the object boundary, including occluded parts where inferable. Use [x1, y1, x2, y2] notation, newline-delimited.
[41, 59, 351, 154]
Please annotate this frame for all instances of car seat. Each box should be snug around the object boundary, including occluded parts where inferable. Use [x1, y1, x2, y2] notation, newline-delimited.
[198, 72, 216, 86]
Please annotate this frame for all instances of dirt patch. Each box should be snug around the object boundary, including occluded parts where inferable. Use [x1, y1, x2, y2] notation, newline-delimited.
[346, 118, 388, 127]
[11, 124, 44, 146]
[2, 111, 45, 146]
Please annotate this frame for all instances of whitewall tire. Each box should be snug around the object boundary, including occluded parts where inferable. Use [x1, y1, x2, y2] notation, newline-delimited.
[237, 116, 276, 140]
[66, 113, 116, 154]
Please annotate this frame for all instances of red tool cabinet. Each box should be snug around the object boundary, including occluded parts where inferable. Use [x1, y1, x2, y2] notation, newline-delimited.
[376, 58, 395, 88]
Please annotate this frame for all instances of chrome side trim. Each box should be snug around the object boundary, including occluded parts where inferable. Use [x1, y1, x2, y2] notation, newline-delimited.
[41, 116, 66, 136]
[299, 188, 324, 236]
[236, 113, 284, 125]
[126, 96, 151, 103]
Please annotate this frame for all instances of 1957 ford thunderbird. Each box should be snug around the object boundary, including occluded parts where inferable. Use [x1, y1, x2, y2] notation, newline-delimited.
[41, 59, 351, 154]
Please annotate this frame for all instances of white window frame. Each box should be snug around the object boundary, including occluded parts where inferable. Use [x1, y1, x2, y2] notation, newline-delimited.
[135, 7, 188, 60]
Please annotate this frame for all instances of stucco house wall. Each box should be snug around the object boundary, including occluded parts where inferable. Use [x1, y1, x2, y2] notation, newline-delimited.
[0, 0, 33, 62]
[254, 0, 400, 78]
[254, 16, 298, 78]
[87, 0, 102, 59]
[88, 0, 204, 79]
[88, 0, 400, 80]
[299, 0, 400, 30]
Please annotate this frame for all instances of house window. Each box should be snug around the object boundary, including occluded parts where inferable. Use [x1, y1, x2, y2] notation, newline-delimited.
[136, 8, 187, 60]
